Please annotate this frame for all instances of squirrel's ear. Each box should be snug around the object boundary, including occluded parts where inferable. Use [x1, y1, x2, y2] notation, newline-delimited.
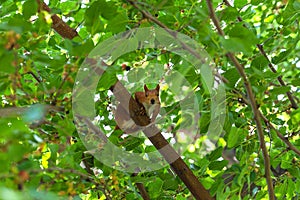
[156, 84, 160, 91]
[144, 84, 149, 92]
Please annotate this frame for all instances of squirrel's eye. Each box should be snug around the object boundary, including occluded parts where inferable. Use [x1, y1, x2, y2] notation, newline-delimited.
[145, 94, 148, 97]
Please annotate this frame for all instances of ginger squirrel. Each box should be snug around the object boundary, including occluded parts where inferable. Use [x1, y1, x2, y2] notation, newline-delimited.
[114, 84, 160, 134]
[134, 84, 160, 122]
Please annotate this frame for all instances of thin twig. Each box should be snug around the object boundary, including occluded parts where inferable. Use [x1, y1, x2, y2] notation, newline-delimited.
[260, 113, 300, 156]
[31, 167, 111, 200]
[132, 169, 150, 200]
[223, 0, 300, 157]
[257, 44, 298, 109]
[25, 71, 42, 83]
[235, 90, 300, 157]
[127, 0, 229, 86]
[223, 0, 298, 109]
[52, 72, 69, 105]
[205, 0, 275, 199]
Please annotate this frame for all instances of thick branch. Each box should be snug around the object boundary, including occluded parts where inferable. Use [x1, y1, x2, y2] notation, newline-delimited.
[79, 58, 213, 200]
[33, 1, 213, 199]
[37, 0, 78, 39]
[206, 0, 275, 199]
[111, 73, 213, 200]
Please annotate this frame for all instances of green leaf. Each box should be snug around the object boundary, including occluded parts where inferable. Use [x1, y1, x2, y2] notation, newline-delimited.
[281, 0, 300, 25]
[290, 108, 300, 127]
[270, 86, 291, 95]
[228, 24, 258, 44]
[125, 193, 136, 199]
[251, 0, 262, 5]
[235, 0, 247, 8]
[222, 24, 258, 54]
[85, 1, 101, 23]
[0, 118, 30, 137]
[84, 1, 104, 34]
[0, 51, 15, 73]
[22, 0, 38, 20]
[293, 1, 300, 10]
[162, 177, 178, 190]
[106, 12, 128, 33]
[272, 49, 292, 64]
[8, 14, 32, 33]
[281, 154, 292, 169]
[220, 7, 239, 21]
[66, 39, 93, 57]
[207, 146, 223, 161]
[291, 78, 300, 86]
[0, 22, 23, 33]
[199, 112, 210, 133]
[227, 127, 242, 148]
[8, 144, 27, 162]
[57, 117, 75, 136]
[223, 68, 240, 88]
[200, 176, 214, 189]
[251, 55, 269, 71]
[148, 178, 163, 198]
[176, 195, 187, 200]
[208, 160, 228, 170]
[99, 1, 117, 20]
[0, 1, 18, 18]
[123, 137, 144, 151]
[0, 188, 23, 200]
[59, 1, 78, 14]
[210, 178, 224, 196]
[98, 67, 118, 91]
[220, 37, 253, 54]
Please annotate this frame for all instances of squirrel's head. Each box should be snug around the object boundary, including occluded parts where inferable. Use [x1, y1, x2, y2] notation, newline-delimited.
[144, 84, 160, 105]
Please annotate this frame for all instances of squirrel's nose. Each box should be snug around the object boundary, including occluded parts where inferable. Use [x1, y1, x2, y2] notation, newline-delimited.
[151, 99, 155, 104]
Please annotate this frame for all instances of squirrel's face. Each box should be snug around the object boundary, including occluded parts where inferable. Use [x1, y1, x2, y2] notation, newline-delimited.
[145, 89, 160, 105]
[144, 84, 160, 105]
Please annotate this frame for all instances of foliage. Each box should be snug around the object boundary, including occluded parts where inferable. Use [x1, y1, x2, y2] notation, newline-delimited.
[0, 0, 299, 199]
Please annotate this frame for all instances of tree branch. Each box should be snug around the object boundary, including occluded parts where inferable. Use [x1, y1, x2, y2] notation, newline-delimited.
[223, 0, 298, 110]
[0, 105, 63, 118]
[260, 113, 300, 156]
[24, 71, 42, 83]
[257, 44, 298, 109]
[82, 58, 213, 200]
[37, 0, 78, 39]
[235, 90, 300, 157]
[31, 167, 111, 200]
[27, 1, 298, 199]
[132, 170, 150, 200]
[206, 0, 275, 199]
[126, 0, 228, 85]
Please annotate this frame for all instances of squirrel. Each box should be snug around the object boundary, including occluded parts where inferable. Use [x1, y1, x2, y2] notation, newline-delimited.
[134, 84, 160, 123]
[114, 84, 160, 134]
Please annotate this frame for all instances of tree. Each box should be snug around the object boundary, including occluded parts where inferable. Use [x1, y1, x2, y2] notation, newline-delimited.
[0, 0, 299, 199]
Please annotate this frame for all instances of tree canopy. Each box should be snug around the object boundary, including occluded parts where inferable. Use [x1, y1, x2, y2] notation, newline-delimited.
[0, 0, 299, 199]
